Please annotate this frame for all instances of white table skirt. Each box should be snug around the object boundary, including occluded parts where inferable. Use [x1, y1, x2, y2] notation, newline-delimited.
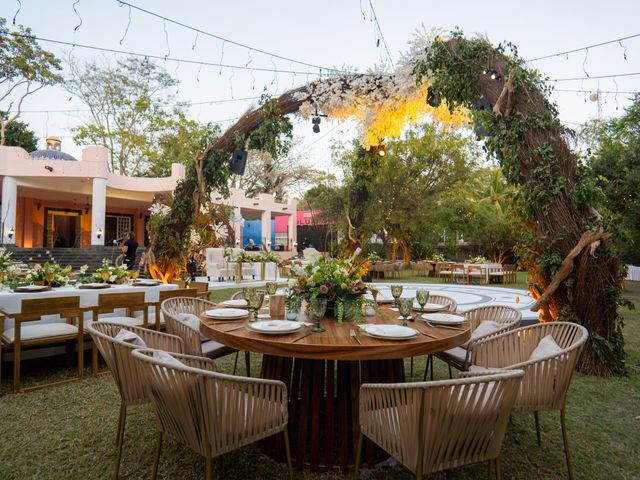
[627, 265, 640, 281]
[0, 283, 178, 330]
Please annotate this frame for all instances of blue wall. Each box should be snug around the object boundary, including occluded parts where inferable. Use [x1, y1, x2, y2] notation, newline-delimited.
[242, 220, 276, 247]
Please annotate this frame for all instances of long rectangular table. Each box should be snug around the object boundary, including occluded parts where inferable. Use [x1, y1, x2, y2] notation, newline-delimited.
[0, 283, 178, 330]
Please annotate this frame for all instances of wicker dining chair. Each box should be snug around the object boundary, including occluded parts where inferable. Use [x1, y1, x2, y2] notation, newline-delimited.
[189, 281, 211, 299]
[161, 297, 250, 376]
[131, 348, 292, 480]
[426, 305, 522, 380]
[354, 369, 524, 480]
[0, 296, 85, 393]
[230, 290, 245, 300]
[152, 288, 198, 330]
[468, 322, 589, 480]
[87, 321, 184, 479]
[426, 294, 458, 312]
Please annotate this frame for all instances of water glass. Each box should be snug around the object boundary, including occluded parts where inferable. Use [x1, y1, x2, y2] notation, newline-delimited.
[265, 281, 278, 295]
[397, 297, 413, 326]
[390, 285, 403, 307]
[244, 287, 265, 322]
[309, 297, 328, 333]
[416, 289, 430, 313]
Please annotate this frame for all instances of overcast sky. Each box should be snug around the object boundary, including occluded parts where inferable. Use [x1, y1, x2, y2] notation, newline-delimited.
[2, 0, 639, 177]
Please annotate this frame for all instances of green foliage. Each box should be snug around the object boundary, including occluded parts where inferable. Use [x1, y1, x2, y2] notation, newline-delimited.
[0, 18, 62, 145]
[0, 112, 37, 151]
[66, 57, 183, 176]
[585, 95, 640, 263]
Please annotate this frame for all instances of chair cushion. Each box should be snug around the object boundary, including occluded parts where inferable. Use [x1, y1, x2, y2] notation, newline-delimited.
[201, 340, 235, 359]
[2, 323, 79, 343]
[114, 329, 146, 347]
[153, 350, 185, 369]
[529, 334, 562, 362]
[177, 313, 207, 342]
[438, 346, 467, 365]
[97, 316, 145, 327]
[463, 321, 501, 348]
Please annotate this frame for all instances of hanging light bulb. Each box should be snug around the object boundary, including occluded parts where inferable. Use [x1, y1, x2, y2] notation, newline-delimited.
[378, 147, 386, 157]
[312, 116, 321, 133]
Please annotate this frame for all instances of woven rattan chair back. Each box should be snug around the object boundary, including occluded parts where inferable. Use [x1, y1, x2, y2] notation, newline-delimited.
[132, 348, 290, 461]
[471, 322, 588, 411]
[428, 294, 458, 312]
[357, 369, 524, 478]
[161, 297, 216, 356]
[87, 322, 183, 405]
[463, 305, 522, 332]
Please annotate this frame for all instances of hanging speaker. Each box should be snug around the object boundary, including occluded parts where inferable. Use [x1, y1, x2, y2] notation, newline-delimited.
[230, 149, 247, 175]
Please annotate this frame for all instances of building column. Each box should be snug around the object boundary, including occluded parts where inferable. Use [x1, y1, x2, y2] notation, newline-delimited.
[288, 213, 297, 252]
[91, 177, 106, 246]
[233, 207, 243, 247]
[261, 209, 272, 250]
[1, 176, 17, 244]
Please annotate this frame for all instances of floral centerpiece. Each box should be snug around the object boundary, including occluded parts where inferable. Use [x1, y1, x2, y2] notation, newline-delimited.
[0, 247, 17, 285]
[467, 255, 490, 264]
[25, 262, 73, 287]
[290, 255, 371, 323]
[93, 259, 129, 284]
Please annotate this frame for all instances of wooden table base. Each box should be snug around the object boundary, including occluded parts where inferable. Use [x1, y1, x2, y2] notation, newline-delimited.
[260, 354, 405, 473]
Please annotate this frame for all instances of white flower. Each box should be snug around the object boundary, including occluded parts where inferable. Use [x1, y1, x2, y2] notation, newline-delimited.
[211, 222, 228, 240]
[109, 274, 117, 283]
[149, 203, 171, 216]
[189, 229, 201, 245]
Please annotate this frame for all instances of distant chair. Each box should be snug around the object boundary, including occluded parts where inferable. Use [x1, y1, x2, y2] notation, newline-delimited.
[466, 265, 486, 284]
[469, 322, 589, 480]
[87, 322, 183, 478]
[132, 348, 292, 480]
[355, 369, 524, 480]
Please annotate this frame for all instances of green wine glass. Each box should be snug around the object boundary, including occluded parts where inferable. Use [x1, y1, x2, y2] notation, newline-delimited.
[397, 298, 413, 327]
[390, 285, 403, 308]
[244, 287, 265, 322]
[265, 281, 278, 295]
[309, 297, 328, 333]
[416, 289, 430, 314]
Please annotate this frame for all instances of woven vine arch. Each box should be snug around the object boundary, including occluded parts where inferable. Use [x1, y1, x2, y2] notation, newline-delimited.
[153, 32, 623, 376]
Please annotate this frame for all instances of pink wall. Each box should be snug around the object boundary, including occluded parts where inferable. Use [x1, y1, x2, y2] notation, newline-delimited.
[296, 210, 333, 226]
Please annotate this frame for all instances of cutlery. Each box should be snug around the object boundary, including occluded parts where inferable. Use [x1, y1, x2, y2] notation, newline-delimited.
[419, 330, 439, 338]
[350, 329, 362, 344]
[224, 325, 246, 332]
[291, 332, 312, 343]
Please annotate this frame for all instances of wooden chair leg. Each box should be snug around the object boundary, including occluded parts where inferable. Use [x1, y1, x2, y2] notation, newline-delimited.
[77, 331, 84, 380]
[114, 401, 127, 479]
[410, 356, 414, 378]
[244, 351, 251, 377]
[232, 352, 239, 375]
[92, 342, 99, 377]
[494, 457, 502, 480]
[13, 332, 21, 393]
[283, 428, 293, 480]
[561, 407, 574, 480]
[423, 355, 432, 381]
[151, 431, 163, 480]
[534, 411, 542, 445]
[353, 432, 363, 480]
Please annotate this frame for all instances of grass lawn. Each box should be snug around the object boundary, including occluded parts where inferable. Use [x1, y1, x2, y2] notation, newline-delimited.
[0, 282, 638, 479]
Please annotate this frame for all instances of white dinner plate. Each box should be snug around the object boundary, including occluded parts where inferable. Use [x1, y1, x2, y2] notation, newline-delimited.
[412, 302, 446, 312]
[359, 324, 418, 340]
[256, 313, 271, 319]
[421, 313, 466, 325]
[133, 280, 161, 287]
[78, 283, 111, 289]
[14, 285, 50, 292]
[364, 293, 395, 304]
[248, 320, 304, 335]
[220, 299, 248, 308]
[204, 308, 249, 320]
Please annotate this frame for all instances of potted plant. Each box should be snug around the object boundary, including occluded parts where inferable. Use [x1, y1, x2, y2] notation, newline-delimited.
[25, 262, 73, 287]
[93, 259, 129, 284]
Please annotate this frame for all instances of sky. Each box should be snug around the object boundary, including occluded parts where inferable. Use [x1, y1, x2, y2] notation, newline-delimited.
[2, 0, 639, 179]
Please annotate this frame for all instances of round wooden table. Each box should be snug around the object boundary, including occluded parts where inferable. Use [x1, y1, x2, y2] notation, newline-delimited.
[200, 307, 470, 473]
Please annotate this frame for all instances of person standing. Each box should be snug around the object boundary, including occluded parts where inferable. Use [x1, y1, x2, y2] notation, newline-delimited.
[120, 231, 139, 270]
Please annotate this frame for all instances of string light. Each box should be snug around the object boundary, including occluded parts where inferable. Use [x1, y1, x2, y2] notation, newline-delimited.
[527, 32, 640, 62]
[8, 32, 340, 76]
[115, 0, 345, 74]
[162, 19, 170, 60]
[552, 71, 640, 82]
[72, 0, 83, 32]
[118, 2, 132, 46]
[12, 0, 21, 28]
[367, 0, 394, 68]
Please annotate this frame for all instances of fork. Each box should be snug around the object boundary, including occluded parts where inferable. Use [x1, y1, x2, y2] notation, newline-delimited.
[350, 329, 362, 345]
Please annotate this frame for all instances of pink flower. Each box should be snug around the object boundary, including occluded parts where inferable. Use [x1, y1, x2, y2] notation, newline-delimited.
[319, 284, 329, 295]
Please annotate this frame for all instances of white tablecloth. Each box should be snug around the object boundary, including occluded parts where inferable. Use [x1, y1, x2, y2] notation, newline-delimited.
[0, 283, 178, 330]
[627, 265, 640, 281]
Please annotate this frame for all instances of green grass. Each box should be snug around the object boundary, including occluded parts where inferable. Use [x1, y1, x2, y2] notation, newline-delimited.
[0, 283, 639, 480]
[374, 271, 531, 290]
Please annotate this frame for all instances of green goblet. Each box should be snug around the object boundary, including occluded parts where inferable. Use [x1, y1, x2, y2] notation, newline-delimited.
[397, 297, 413, 327]
[265, 281, 278, 295]
[309, 297, 328, 333]
[244, 287, 265, 322]
[390, 284, 403, 308]
[416, 289, 430, 314]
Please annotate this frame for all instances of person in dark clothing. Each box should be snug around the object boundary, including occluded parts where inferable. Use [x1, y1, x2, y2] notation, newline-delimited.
[121, 231, 139, 270]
